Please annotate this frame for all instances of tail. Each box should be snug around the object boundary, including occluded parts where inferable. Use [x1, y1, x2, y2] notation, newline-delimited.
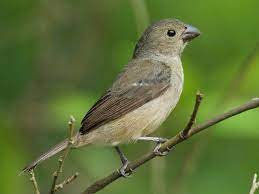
[20, 139, 68, 175]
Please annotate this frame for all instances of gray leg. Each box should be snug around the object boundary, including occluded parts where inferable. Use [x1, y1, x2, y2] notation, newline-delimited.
[115, 146, 132, 177]
[137, 136, 168, 143]
[137, 136, 170, 156]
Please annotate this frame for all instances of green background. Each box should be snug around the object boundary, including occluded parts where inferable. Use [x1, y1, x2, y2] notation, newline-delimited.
[0, 0, 259, 193]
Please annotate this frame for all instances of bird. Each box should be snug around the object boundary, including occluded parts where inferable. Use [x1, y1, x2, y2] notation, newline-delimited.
[21, 18, 200, 177]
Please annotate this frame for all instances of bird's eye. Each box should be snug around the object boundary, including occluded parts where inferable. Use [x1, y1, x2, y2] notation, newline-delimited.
[167, 30, 176, 37]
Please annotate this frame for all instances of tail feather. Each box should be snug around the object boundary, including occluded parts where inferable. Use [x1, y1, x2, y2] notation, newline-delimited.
[20, 139, 68, 175]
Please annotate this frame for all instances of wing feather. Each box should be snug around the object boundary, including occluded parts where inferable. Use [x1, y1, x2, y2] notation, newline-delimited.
[79, 59, 171, 134]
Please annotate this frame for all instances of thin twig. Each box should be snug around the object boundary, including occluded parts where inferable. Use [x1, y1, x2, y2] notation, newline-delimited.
[249, 173, 259, 194]
[181, 91, 203, 138]
[49, 116, 76, 194]
[29, 170, 40, 194]
[54, 172, 79, 192]
[82, 98, 259, 194]
[50, 158, 63, 194]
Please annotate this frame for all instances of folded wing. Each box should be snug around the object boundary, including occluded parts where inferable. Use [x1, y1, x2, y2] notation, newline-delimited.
[79, 59, 172, 134]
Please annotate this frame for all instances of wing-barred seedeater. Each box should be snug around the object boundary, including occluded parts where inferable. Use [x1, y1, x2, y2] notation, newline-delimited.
[21, 19, 200, 177]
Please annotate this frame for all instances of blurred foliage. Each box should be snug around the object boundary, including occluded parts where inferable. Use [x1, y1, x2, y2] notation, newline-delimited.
[0, 0, 258, 194]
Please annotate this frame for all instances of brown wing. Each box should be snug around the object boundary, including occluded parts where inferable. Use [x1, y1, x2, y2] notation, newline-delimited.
[79, 59, 171, 134]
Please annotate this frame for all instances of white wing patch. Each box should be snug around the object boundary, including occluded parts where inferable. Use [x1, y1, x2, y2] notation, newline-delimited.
[132, 80, 150, 87]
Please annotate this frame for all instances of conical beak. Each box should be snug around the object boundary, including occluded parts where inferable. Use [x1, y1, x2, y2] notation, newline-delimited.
[182, 24, 201, 42]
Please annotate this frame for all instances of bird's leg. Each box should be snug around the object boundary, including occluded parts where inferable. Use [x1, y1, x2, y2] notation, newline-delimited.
[115, 146, 132, 178]
[137, 136, 171, 156]
[137, 136, 168, 143]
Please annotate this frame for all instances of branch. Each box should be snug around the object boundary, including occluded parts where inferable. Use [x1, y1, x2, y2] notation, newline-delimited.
[54, 172, 79, 192]
[29, 170, 40, 194]
[181, 91, 203, 138]
[49, 116, 76, 194]
[249, 173, 259, 194]
[82, 97, 259, 194]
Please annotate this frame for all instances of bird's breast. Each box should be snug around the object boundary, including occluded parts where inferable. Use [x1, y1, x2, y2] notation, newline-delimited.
[139, 61, 184, 135]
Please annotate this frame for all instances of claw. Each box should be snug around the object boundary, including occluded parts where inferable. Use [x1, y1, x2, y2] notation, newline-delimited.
[117, 161, 133, 178]
[166, 146, 172, 152]
[153, 143, 170, 156]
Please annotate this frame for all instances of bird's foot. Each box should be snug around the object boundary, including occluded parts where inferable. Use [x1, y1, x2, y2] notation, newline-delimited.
[117, 160, 133, 178]
[153, 143, 172, 156]
[115, 146, 133, 178]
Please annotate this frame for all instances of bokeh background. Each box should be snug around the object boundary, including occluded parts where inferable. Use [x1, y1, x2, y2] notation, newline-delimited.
[1, 0, 259, 193]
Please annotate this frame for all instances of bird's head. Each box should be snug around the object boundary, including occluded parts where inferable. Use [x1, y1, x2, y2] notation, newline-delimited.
[133, 19, 200, 58]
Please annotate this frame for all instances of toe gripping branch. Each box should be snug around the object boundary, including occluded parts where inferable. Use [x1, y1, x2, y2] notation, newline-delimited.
[152, 138, 172, 156]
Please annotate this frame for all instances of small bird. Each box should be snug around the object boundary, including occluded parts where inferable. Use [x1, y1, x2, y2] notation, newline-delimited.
[21, 19, 200, 176]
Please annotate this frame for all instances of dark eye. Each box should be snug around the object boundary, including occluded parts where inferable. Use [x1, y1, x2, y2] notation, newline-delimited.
[167, 30, 176, 37]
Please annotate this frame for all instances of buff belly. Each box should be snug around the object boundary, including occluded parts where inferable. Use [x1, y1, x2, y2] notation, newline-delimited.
[74, 84, 182, 147]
